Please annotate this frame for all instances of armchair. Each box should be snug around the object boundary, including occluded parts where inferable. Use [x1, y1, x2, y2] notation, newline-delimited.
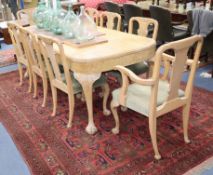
[110, 35, 203, 159]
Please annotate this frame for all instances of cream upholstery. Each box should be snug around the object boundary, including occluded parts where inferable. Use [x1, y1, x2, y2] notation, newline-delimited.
[110, 35, 203, 160]
[112, 80, 184, 116]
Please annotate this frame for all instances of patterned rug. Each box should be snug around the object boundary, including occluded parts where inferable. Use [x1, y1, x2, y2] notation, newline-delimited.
[0, 71, 212, 175]
[0, 49, 16, 68]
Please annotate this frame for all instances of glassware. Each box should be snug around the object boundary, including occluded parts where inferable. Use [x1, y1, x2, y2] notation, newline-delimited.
[74, 6, 98, 42]
[51, 0, 67, 35]
[33, 0, 47, 29]
[43, 0, 53, 31]
[62, 4, 80, 38]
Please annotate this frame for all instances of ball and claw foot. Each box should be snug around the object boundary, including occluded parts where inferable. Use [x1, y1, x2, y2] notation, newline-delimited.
[154, 154, 161, 160]
[103, 109, 111, 116]
[86, 124, 97, 135]
[112, 127, 119, 134]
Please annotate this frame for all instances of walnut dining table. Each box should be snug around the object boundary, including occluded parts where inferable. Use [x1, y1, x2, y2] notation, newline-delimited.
[25, 25, 156, 135]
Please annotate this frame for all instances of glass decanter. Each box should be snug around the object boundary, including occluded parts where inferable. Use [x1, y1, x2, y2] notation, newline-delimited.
[51, 0, 67, 35]
[33, 0, 47, 29]
[62, 4, 80, 38]
[74, 6, 98, 42]
[43, 0, 53, 31]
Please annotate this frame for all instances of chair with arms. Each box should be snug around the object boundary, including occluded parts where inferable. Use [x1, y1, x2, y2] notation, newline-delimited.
[110, 35, 203, 159]
[149, 5, 188, 44]
[37, 34, 110, 128]
[100, 11, 121, 31]
[7, 22, 33, 93]
[19, 27, 48, 107]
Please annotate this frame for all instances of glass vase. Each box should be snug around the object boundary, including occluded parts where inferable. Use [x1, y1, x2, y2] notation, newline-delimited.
[74, 6, 98, 42]
[51, 0, 67, 35]
[62, 4, 80, 38]
[33, 0, 47, 29]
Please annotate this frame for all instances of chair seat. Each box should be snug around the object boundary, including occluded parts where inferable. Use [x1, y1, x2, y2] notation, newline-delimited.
[62, 73, 107, 94]
[112, 80, 185, 116]
[173, 27, 189, 41]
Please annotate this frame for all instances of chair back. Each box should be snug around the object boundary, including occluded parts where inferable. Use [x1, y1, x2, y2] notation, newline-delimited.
[123, 4, 143, 25]
[19, 27, 46, 76]
[104, 1, 122, 14]
[37, 34, 74, 93]
[150, 5, 173, 42]
[128, 17, 158, 40]
[85, 7, 100, 26]
[17, 8, 35, 26]
[100, 11, 121, 31]
[152, 35, 203, 105]
[7, 22, 27, 62]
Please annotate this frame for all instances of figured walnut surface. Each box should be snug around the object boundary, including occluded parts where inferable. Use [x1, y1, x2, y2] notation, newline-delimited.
[26, 25, 156, 73]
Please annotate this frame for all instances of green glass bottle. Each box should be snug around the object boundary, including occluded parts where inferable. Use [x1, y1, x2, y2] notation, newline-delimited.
[51, 0, 67, 35]
[33, 0, 46, 29]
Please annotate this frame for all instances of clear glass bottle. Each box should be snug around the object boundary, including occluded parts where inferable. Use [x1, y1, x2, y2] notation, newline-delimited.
[62, 5, 80, 38]
[74, 6, 97, 42]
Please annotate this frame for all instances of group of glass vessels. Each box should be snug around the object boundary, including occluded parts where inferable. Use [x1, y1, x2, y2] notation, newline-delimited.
[33, 0, 97, 42]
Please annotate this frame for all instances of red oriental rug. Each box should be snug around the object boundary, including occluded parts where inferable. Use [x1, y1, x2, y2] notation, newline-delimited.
[0, 49, 16, 68]
[0, 71, 212, 175]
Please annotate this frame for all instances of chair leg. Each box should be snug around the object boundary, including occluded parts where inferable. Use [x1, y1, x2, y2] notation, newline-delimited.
[27, 68, 33, 93]
[33, 73, 38, 98]
[41, 77, 48, 107]
[110, 100, 120, 134]
[182, 102, 191, 143]
[67, 93, 75, 128]
[102, 83, 111, 116]
[18, 62, 23, 86]
[51, 86, 57, 117]
[149, 116, 161, 160]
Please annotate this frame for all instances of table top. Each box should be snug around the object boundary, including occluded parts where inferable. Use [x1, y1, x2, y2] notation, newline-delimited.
[25, 25, 156, 73]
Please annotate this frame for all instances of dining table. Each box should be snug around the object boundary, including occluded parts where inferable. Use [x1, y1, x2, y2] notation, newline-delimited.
[24, 25, 156, 134]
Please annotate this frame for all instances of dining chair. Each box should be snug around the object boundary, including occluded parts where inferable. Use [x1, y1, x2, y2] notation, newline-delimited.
[19, 27, 48, 107]
[109, 17, 158, 82]
[7, 22, 33, 93]
[110, 35, 203, 160]
[17, 8, 35, 26]
[123, 3, 143, 32]
[85, 7, 100, 26]
[37, 34, 110, 128]
[149, 5, 189, 44]
[104, 1, 122, 14]
[100, 11, 121, 31]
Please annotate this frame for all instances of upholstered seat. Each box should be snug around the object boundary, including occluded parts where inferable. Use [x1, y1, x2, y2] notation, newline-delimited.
[110, 35, 203, 160]
[112, 80, 184, 116]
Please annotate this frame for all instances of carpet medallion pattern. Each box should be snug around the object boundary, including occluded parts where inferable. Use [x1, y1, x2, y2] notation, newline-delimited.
[0, 71, 212, 175]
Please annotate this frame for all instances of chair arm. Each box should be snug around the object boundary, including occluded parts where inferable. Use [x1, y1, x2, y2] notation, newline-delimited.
[114, 65, 155, 86]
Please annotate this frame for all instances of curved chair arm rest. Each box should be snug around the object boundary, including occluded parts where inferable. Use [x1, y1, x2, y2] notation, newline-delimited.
[114, 65, 155, 86]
